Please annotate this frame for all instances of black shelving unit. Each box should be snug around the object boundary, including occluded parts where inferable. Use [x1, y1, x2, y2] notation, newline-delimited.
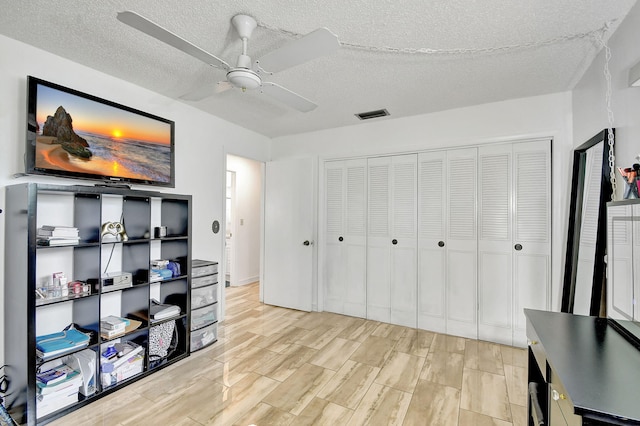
[4, 183, 192, 425]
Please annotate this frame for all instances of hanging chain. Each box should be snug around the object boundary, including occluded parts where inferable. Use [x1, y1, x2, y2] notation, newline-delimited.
[594, 25, 617, 200]
[258, 20, 617, 57]
[261, 19, 619, 196]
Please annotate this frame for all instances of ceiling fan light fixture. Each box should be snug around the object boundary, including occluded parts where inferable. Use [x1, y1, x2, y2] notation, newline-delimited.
[227, 69, 261, 91]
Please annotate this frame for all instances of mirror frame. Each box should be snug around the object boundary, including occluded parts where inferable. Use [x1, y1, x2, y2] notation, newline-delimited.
[561, 129, 613, 315]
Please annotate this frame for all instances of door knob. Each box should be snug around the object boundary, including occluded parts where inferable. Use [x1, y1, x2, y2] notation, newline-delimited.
[514, 244, 523, 251]
[338, 236, 344, 242]
[303, 240, 313, 246]
[392, 239, 398, 245]
[438, 241, 445, 247]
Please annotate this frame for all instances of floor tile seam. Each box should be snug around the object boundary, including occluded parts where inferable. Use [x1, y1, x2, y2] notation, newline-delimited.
[315, 371, 375, 411]
[347, 381, 412, 422]
[372, 376, 420, 395]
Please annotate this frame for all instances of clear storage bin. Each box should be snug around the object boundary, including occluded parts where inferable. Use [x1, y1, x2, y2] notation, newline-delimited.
[190, 323, 217, 351]
[192, 273, 217, 288]
[192, 260, 218, 277]
[191, 284, 217, 309]
[191, 304, 217, 331]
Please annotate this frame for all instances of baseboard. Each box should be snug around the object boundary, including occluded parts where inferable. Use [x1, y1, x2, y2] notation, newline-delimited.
[231, 276, 259, 287]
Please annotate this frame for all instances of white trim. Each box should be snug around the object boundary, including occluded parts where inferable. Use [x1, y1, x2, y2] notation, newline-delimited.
[232, 276, 260, 286]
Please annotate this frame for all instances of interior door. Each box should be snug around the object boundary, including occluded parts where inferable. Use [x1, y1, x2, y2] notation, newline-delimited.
[324, 159, 367, 318]
[390, 154, 417, 327]
[367, 156, 392, 322]
[263, 157, 315, 311]
[478, 143, 513, 344]
[446, 147, 478, 339]
[418, 150, 447, 333]
[324, 161, 346, 314]
[512, 140, 551, 345]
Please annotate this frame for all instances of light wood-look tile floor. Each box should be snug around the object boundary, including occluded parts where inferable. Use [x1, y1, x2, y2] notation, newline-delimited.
[52, 282, 528, 425]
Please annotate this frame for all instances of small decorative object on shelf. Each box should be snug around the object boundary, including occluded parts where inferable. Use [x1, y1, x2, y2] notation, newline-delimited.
[100, 221, 128, 241]
[618, 164, 640, 199]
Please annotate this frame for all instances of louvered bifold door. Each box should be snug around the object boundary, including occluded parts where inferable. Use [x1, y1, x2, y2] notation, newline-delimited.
[343, 159, 367, 318]
[390, 154, 418, 327]
[367, 156, 392, 322]
[446, 147, 478, 339]
[417, 151, 447, 333]
[324, 161, 346, 314]
[478, 144, 514, 345]
[512, 140, 551, 346]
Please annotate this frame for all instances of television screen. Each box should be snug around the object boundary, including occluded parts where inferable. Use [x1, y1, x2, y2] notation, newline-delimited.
[26, 76, 175, 187]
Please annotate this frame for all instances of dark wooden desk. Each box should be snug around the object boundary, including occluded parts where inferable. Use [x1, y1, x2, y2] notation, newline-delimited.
[525, 309, 640, 425]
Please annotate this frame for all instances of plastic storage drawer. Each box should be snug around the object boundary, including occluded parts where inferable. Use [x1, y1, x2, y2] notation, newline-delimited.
[192, 273, 218, 289]
[192, 260, 218, 277]
[191, 284, 217, 309]
[190, 323, 217, 351]
[191, 304, 217, 331]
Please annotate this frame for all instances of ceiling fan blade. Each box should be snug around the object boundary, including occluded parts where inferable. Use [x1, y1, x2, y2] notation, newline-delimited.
[117, 11, 230, 70]
[255, 28, 339, 74]
[215, 81, 234, 93]
[180, 81, 233, 101]
[260, 82, 317, 112]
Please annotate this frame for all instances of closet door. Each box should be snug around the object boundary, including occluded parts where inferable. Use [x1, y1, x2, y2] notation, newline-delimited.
[344, 160, 368, 317]
[417, 151, 447, 333]
[367, 154, 417, 326]
[390, 155, 418, 327]
[512, 140, 551, 345]
[478, 144, 513, 344]
[324, 161, 346, 314]
[367, 156, 392, 322]
[478, 140, 551, 345]
[324, 159, 368, 317]
[445, 148, 478, 339]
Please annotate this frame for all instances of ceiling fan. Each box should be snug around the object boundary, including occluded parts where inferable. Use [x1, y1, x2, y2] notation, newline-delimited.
[117, 11, 340, 112]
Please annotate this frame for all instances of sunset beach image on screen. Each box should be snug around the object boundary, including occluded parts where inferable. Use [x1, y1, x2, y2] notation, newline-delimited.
[34, 82, 173, 184]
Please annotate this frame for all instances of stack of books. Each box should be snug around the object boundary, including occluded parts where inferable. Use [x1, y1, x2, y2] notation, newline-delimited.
[37, 225, 80, 246]
[100, 316, 128, 339]
[36, 329, 90, 361]
[36, 363, 82, 418]
[99, 316, 142, 340]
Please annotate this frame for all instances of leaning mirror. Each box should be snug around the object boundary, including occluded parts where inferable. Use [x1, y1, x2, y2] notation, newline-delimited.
[561, 129, 613, 315]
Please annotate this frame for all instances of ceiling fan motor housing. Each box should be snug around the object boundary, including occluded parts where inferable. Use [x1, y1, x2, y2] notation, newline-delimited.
[227, 68, 261, 90]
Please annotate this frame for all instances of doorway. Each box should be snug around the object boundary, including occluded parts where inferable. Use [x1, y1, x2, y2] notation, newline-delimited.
[224, 155, 263, 296]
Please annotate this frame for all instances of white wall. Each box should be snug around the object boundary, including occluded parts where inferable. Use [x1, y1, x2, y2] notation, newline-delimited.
[0, 34, 271, 367]
[226, 155, 262, 286]
[271, 92, 575, 314]
[573, 0, 640, 198]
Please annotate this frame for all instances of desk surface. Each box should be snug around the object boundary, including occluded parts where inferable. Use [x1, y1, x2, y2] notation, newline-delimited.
[525, 309, 640, 423]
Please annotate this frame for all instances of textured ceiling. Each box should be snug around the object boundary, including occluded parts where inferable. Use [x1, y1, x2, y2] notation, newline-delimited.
[0, 0, 636, 138]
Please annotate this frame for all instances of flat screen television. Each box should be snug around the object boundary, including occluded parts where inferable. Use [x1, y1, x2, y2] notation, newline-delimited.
[26, 76, 175, 188]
